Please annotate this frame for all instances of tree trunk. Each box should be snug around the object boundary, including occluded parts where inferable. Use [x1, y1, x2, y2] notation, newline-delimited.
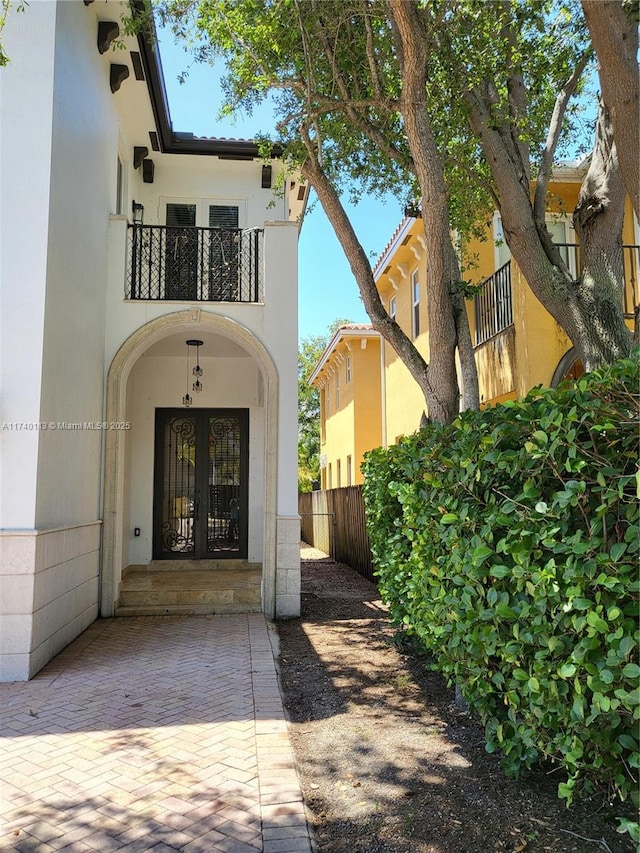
[572, 102, 631, 368]
[454, 290, 480, 410]
[581, 0, 639, 221]
[300, 152, 446, 419]
[388, 0, 479, 421]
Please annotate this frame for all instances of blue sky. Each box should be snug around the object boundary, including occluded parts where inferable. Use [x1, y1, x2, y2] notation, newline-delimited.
[157, 32, 404, 342]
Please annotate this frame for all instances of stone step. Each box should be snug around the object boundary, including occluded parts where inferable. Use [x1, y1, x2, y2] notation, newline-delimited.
[119, 587, 261, 607]
[117, 565, 262, 616]
[144, 559, 261, 573]
[115, 602, 262, 616]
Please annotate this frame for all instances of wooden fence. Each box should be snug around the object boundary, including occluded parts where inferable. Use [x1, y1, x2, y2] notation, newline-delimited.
[299, 486, 375, 582]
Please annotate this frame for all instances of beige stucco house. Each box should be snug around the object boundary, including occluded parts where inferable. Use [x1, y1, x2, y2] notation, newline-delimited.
[0, 0, 306, 681]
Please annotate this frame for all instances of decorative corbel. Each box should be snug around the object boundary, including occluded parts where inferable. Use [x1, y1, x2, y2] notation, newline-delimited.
[133, 146, 149, 169]
[110, 64, 129, 93]
[98, 21, 119, 54]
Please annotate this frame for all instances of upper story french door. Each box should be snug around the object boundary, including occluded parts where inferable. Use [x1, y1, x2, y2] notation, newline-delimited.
[164, 201, 240, 301]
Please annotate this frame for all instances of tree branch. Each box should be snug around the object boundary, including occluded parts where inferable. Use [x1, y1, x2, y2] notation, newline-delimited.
[533, 50, 591, 224]
[362, 0, 383, 101]
[500, 2, 530, 184]
[299, 123, 437, 405]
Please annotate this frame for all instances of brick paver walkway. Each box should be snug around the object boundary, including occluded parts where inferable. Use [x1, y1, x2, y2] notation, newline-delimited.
[0, 615, 313, 853]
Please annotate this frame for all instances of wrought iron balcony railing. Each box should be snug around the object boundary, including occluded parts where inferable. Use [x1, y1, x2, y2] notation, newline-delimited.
[126, 224, 264, 302]
[554, 243, 639, 318]
[474, 261, 513, 346]
[474, 244, 639, 347]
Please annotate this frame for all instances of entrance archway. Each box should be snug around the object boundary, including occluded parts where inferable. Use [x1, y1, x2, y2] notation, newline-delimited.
[101, 310, 279, 618]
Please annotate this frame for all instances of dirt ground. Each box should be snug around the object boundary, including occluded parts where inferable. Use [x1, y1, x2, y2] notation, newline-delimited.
[275, 546, 635, 853]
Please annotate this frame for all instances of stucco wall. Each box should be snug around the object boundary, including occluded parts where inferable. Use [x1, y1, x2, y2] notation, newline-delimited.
[0, 1, 110, 680]
[0, 1, 56, 530]
[35, 0, 118, 528]
[353, 341, 383, 481]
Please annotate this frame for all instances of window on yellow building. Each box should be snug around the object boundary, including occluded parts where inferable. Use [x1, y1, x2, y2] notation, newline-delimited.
[347, 455, 352, 485]
[328, 463, 332, 489]
[546, 216, 578, 278]
[337, 458, 341, 487]
[335, 371, 340, 409]
[320, 388, 326, 443]
[493, 214, 511, 269]
[412, 270, 420, 338]
[389, 295, 396, 320]
[346, 355, 351, 383]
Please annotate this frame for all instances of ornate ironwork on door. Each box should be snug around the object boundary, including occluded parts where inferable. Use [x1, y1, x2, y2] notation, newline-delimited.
[153, 409, 248, 560]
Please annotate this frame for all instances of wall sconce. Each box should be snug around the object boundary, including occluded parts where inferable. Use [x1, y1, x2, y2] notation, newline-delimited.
[132, 200, 144, 224]
[183, 339, 204, 407]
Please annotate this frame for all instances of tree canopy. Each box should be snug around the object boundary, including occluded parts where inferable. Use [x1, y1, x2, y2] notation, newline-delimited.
[146, 1, 637, 402]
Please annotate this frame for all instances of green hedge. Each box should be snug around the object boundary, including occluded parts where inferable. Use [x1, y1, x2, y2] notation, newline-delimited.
[362, 355, 639, 829]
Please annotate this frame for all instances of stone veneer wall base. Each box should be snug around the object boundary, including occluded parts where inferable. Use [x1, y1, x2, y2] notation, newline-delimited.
[0, 522, 101, 681]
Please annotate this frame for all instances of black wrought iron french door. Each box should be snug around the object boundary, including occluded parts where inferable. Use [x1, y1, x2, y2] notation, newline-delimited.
[153, 409, 249, 560]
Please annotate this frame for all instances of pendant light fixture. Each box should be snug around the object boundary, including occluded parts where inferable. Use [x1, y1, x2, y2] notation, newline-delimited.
[183, 339, 204, 407]
[191, 339, 203, 393]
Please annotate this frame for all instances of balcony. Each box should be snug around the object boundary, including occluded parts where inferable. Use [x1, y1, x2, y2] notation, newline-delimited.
[126, 224, 263, 302]
[474, 261, 513, 346]
[474, 244, 639, 347]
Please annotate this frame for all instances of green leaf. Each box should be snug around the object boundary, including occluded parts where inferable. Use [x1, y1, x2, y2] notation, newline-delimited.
[571, 695, 585, 721]
[610, 542, 627, 561]
[558, 781, 575, 802]
[489, 565, 511, 578]
[586, 611, 608, 633]
[473, 544, 493, 565]
[623, 663, 640, 680]
[532, 430, 548, 446]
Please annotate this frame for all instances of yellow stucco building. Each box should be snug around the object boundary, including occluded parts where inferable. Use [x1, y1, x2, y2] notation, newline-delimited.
[309, 324, 383, 488]
[311, 167, 639, 485]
